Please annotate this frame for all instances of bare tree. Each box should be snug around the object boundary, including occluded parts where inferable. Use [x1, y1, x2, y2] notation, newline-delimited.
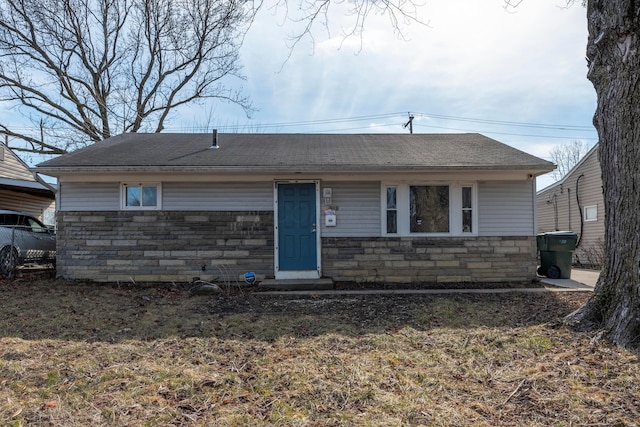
[0, 0, 257, 155]
[549, 140, 591, 181]
[562, 0, 640, 349]
[272, 0, 423, 56]
[0, 0, 422, 155]
[502, 1, 640, 349]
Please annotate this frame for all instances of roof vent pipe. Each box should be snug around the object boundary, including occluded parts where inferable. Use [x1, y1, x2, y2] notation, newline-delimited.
[211, 129, 219, 149]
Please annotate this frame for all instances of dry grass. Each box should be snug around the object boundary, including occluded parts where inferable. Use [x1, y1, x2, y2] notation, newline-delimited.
[0, 278, 639, 426]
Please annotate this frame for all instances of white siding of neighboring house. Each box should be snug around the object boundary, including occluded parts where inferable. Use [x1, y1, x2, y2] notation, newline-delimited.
[320, 182, 380, 237]
[537, 146, 604, 267]
[0, 144, 36, 182]
[0, 143, 55, 223]
[478, 180, 535, 236]
[0, 188, 55, 222]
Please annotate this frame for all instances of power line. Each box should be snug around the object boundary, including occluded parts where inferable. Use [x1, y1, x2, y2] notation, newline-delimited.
[227, 112, 408, 130]
[6, 110, 590, 140]
[412, 123, 598, 141]
[411, 112, 594, 131]
[178, 111, 596, 136]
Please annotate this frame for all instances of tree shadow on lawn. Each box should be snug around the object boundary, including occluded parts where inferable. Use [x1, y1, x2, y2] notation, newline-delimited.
[0, 279, 590, 343]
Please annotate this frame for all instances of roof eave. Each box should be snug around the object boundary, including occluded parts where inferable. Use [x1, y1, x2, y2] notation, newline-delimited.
[36, 164, 555, 176]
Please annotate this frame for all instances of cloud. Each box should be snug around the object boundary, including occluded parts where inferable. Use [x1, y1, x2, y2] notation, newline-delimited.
[170, 0, 597, 179]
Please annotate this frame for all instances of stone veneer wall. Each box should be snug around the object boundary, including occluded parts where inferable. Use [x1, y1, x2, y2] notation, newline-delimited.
[321, 236, 537, 284]
[57, 211, 536, 284]
[57, 211, 274, 282]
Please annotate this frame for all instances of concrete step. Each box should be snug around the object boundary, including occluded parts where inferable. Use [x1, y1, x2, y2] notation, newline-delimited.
[258, 278, 334, 291]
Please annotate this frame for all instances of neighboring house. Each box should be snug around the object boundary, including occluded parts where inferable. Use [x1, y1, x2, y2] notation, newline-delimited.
[537, 144, 604, 268]
[0, 141, 56, 224]
[36, 132, 554, 284]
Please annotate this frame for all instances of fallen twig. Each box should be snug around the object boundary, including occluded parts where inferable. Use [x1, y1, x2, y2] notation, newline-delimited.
[500, 379, 526, 406]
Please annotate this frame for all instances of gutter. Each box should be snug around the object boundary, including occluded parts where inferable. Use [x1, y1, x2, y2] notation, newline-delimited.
[35, 164, 555, 176]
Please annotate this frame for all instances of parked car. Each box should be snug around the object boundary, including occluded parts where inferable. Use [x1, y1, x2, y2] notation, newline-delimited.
[0, 210, 56, 276]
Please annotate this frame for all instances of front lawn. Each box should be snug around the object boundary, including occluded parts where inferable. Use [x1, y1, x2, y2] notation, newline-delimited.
[0, 279, 638, 426]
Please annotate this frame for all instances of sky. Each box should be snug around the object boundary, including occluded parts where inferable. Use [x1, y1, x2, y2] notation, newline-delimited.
[167, 0, 598, 190]
[8, 0, 597, 190]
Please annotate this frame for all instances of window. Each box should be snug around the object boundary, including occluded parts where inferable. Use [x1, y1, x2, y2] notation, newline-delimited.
[0, 213, 49, 232]
[584, 205, 598, 222]
[382, 183, 476, 236]
[462, 186, 473, 233]
[410, 185, 450, 233]
[386, 186, 398, 233]
[25, 217, 47, 233]
[43, 209, 55, 226]
[122, 184, 161, 209]
[0, 214, 18, 226]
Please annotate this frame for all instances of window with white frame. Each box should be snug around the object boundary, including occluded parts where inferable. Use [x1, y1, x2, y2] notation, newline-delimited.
[122, 183, 161, 209]
[383, 183, 476, 236]
[584, 205, 598, 222]
[461, 186, 473, 233]
[386, 186, 398, 234]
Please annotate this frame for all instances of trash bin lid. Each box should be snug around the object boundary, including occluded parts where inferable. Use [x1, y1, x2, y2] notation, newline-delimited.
[538, 230, 578, 251]
[540, 231, 577, 237]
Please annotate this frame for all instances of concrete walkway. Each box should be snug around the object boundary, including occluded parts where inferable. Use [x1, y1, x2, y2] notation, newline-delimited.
[539, 268, 599, 290]
[256, 269, 599, 296]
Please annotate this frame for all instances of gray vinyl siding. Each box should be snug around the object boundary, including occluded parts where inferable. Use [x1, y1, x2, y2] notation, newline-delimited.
[320, 182, 380, 237]
[163, 182, 273, 210]
[59, 182, 120, 211]
[59, 179, 539, 237]
[537, 187, 557, 233]
[478, 181, 535, 236]
[537, 147, 604, 266]
[59, 181, 274, 211]
[537, 149, 602, 234]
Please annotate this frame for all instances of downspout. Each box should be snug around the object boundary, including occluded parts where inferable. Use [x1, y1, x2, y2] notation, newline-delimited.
[553, 194, 559, 231]
[575, 174, 585, 248]
[567, 188, 571, 230]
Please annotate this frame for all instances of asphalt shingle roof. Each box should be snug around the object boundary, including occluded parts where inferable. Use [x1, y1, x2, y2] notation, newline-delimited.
[37, 133, 554, 172]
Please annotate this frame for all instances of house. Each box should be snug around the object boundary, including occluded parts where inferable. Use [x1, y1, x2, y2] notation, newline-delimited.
[36, 132, 554, 284]
[0, 141, 56, 224]
[537, 144, 604, 268]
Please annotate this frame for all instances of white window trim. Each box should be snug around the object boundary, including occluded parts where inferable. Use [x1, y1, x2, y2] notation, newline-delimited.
[121, 182, 162, 210]
[384, 186, 399, 234]
[584, 205, 598, 222]
[381, 182, 478, 237]
[458, 184, 477, 235]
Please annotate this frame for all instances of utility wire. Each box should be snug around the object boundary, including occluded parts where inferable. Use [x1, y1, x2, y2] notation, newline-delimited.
[411, 123, 598, 140]
[226, 112, 406, 129]
[410, 112, 594, 131]
[306, 124, 597, 140]
[164, 110, 598, 139]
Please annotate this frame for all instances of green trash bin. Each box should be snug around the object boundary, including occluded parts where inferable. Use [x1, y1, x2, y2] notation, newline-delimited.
[537, 231, 578, 279]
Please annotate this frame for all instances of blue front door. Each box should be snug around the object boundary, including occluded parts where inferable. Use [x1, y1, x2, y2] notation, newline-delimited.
[277, 183, 317, 271]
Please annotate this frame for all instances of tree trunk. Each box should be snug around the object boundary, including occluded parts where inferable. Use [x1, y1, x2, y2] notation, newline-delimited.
[567, 0, 640, 348]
